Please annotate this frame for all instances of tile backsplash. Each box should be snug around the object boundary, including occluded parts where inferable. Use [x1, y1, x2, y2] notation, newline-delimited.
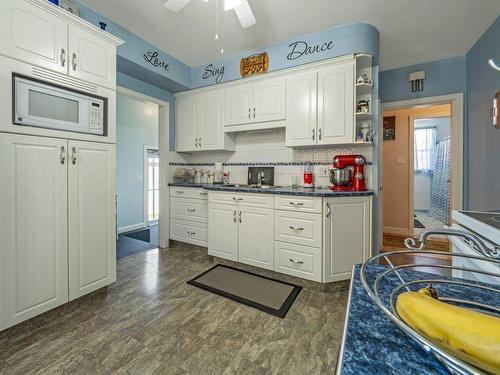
[169, 128, 373, 188]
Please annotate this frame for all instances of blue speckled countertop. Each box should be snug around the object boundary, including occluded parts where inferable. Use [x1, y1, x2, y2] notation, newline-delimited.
[168, 183, 374, 197]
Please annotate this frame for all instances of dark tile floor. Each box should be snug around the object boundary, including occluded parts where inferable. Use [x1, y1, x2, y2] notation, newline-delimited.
[0, 244, 348, 375]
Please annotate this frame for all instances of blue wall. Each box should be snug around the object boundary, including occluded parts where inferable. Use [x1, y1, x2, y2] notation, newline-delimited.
[116, 94, 159, 229]
[466, 16, 500, 210]
[379, 56, 466, 103]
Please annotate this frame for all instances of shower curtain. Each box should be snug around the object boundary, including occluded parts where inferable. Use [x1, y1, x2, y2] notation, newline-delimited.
[429, 137, 451, 224]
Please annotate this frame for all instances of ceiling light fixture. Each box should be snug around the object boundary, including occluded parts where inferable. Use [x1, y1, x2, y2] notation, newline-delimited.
[488, 58, 500, 72]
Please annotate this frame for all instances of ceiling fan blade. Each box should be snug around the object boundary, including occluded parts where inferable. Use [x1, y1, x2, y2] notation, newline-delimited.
[234, 0, 256, 28]
[163, 0, 191, 12]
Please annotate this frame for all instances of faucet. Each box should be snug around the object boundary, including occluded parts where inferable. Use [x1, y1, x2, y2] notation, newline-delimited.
[257, 171, 265, 186]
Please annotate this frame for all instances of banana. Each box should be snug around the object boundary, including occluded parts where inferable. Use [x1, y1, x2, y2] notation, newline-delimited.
[396, 291, 500, 374]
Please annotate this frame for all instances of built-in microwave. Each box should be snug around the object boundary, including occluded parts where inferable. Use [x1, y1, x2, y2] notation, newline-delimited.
[13, 74, 107, 135]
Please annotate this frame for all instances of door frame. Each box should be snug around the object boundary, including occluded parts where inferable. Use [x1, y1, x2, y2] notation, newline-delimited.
[143, 145, 159, 225]
[117, 86, 170, 249]
[379, 93, 464, 244]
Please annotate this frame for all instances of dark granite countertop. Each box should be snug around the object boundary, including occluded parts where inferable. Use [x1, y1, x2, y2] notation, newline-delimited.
[168, 183, 374, 197]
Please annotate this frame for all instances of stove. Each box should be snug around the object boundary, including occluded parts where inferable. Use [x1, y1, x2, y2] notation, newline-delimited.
[458, 211, 500, 230]
[452, 211, 500, 246]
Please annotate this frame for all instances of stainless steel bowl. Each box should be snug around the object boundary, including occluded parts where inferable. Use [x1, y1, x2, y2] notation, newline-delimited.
[329, 168, 351, 186]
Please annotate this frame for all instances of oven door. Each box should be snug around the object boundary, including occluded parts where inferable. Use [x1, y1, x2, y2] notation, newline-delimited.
[14, 75, 92, 134]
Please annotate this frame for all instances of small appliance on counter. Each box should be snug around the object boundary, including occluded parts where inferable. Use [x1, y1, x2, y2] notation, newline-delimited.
[303, 161, 314, 188]
[173, 168, 194, 184]
[248, 167, 274, 186]
[330, 155, 366, 191]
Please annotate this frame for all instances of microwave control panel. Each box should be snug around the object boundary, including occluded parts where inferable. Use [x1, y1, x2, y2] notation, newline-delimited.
[89, 100, 104, 134]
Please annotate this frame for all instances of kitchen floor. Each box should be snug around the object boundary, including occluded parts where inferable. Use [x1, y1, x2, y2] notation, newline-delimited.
[0, 244, 348, 375]
[414, 211, 448, 236]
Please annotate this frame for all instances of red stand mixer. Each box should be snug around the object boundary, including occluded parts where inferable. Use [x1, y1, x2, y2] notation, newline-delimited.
[330, 155, 366, 191]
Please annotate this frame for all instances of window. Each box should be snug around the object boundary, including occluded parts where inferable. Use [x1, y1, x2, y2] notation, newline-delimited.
[414, 127, 436, 174]
[146, 149, 159, 222]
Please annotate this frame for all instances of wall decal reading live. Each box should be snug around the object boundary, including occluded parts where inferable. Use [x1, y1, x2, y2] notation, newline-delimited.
[202, 64, 225, 83]
[287, 40, 335, 61]
[143, 51, 170, 71]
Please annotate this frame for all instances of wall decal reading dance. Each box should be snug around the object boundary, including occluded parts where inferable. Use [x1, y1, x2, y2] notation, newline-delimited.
[287, 40, 335, 61]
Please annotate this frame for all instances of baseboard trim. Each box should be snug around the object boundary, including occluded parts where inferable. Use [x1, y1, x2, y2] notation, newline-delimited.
[118, 223, 146, 234]
[383, 226, 411, 236]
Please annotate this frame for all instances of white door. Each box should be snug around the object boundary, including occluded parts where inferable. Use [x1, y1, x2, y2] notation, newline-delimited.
[317, 63, 355, 145]
[68, 140, 116, 300]
[323, 197, 371, 282]
[0, 134, 68, 330]
[198, 90, 224, 150]
[0, 0, 68, 74]
[224, 85, 253, 126]
[238, 207, 274, 270]
[252, 78, 286, 123]
[208, 204, 238, 261]
[176, 95, 198, 152]
[68, 25, 116, 89]
[285, 72, 318, 147]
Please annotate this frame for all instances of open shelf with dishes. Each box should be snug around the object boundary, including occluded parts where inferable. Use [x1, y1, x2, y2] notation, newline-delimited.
[354, 54, 374, 144]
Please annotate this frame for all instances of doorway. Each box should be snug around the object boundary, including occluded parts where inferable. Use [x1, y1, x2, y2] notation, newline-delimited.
[379, 94, 464, 251]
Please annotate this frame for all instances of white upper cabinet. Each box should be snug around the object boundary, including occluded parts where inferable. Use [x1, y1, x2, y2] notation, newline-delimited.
[285, 72, 317, 147]
[68, 141, 116, 300]
[198, 90, 224, 150]
[68, 25, 116, 89]
[224, 77, 286, 126]
[176, 95, 198, 152]
[0, 0, 68, 74]
[317, 62, 355, 145]
[0, 133, 69, 330]
[224, 85, 253, 126]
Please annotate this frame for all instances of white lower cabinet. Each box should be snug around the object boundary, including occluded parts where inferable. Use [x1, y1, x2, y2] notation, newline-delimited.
[170, 187, 208, 247]
[0, 134, 116, 331]
[323, 196, 371, 282]
[238, 207, 274, 270]
[208, 203, 239, 261]
[274, 242, 322, 282]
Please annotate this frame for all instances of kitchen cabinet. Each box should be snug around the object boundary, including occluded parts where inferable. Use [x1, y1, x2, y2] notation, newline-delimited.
[68, 140, 116, 300]
[68, 24, 116, 89]
[0, 134, 69, 330]
[170, 187, 208, 247]
[238, 207, 274, 270]
[274, 241, 322, 282]
[0, 0, 122, 89]
[323, 196, 371, 282]
[224, 77, 286, 126]
[175, 90, 235, 152]
[208, 203, 239, 261]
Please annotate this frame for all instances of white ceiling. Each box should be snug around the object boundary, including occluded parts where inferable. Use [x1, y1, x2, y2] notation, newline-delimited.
[80, 0, 500, 70]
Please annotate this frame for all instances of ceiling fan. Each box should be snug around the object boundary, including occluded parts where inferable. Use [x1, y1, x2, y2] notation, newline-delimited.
[163, 0, 256, 28]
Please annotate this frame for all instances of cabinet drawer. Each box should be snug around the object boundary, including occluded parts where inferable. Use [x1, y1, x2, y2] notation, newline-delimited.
[274, 210, 322, 248]
[170, 187, 208, 200]
[170, 219, 207, 246]
[208, 191, 273, 208]
[274, 195, 322, 213]
[171, 198, 208, 223]
[274, 241, 322, 282]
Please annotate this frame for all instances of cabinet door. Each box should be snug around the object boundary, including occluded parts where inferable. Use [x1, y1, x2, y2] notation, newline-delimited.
[68, 141, 116, 300]
[285, 72, 317, 147]
[0, 0, 68, 74]
[252, 77, 286, 123]
[323, 197, 371, 282]
[238, 207, 274, 270]
[208, 204, 238, 261]
[224, 85, 253, 126]
[68, 25, 116, 89]
[176, 95, 198, 152]
[198, 90, 224, 150]
[0, 134, 68, 330]
[317, 63, 354, 145]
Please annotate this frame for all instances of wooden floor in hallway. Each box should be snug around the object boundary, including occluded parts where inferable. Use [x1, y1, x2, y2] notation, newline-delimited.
[0, 244, 348, 375]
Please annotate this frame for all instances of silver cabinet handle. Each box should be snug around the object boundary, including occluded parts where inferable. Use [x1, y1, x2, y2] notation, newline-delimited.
[232, 197, 243, 201]
[187, 231, 196, 235]
[60, 146, 66, 165]
[326, 202, 331, 218]
[71, 53, 77, 71]
[176, 190, 184, 194]
[318, 128, 322, 140]
[253, 107, 256, 119]
[199, 137, 202, 147]
[187, 208, 196, 213]
[312, 129, 315, 141]
[289, 226, 304, 231]
[289, 258, 304, 265]
[238, 211, 242, 223]
[71, 146, 77, 165]
[195, 137, 198, 147]
[200, 191, 208, 196]
[60, 48, 66, 67]
[248, 108, 251, 119]
[233, 210, 237, 223]
[289, 202, 304, 207]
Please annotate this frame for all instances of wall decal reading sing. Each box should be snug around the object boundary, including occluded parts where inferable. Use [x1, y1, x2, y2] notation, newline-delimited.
[202, 64, 225, 83]
[287, 40, 335, 61]
[143, 51, 170, 71]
